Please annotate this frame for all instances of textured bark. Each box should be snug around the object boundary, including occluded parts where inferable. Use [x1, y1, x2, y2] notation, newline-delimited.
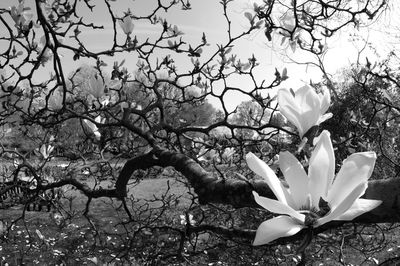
[114, 148, 400, 224]
[115, 150, 159, 197]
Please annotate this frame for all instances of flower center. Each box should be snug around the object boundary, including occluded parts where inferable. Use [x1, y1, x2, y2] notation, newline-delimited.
[299, 209, 320, 227]
[299, 197, 331, 227]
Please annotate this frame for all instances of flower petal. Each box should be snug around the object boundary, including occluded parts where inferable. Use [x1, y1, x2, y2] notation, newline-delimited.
[278, 89, 303, 135]
[93, 131, 101, 140]
[253, 192, 305, 222]
[282, 104, 305, 137]
[280, 182, 297, 209]
[334, 198, 382, 221]
[253, 216, 304, 245]
[278, 86, 325, 138]
[279, 151, 308, 208]
[89, 75, 104, 98]
[295, 85, 320, 114]
[317, 112, 333, 125]
[319, 87, 331, 114]
[296, 86, 321, 134]
[120, 16, 134, 34]
[298, 109, 319, 137]
[39, 145, 46, 157]
[246, 153, 287, 204]
[316, 182, 367, 227]
[327, 152, 376, 209]
[308, 130, 335, 207]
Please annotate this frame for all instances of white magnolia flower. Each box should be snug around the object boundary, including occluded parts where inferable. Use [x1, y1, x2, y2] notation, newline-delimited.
[10, 2, 33, 27]
[119, 16, 134, 35]
[277, 85, 332, 138]
[39, 144, 54, 159]
[120, 101, 139, 112]
[180, 214, 195, 226]
[247, 130, 381, 246]
[222, 147, 235, 160]
[87, 74, 106, 99]
[48, 88, 63, 111]
[197, 147, 217, 162]
[83, 116, 104, 140]
[280, 11, 296, 33]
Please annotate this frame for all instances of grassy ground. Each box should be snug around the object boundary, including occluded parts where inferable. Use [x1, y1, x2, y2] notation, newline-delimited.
[0, 177, 192, 265]
[1, 170, 400, 265]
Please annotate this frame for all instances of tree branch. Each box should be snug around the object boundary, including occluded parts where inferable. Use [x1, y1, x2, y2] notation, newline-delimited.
[115, 148, 400, 225]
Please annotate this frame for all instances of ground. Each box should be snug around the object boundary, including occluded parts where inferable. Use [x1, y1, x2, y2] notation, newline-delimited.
[1, 165, 400, 265]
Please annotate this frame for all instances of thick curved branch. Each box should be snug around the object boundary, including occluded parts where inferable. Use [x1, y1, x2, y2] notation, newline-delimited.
[115, 147, 271, 205]
[115, 150, 160, 197]
[115, 148, 400, 224]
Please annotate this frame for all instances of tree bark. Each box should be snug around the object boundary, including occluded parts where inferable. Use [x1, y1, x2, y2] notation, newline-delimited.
[115, 148, 400, 224]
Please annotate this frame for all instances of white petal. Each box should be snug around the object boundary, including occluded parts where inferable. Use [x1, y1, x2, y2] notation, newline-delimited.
[316, 182, 367, 227]
[282, 104, 305, 137]
[246, 153, 287, 204]
[39, 145, 46, 157]
[319, 87, 331, 114]
[95, 116, 105, 124]
[280, 182, 298, 209]
[89, 76, 104, 98]
[120, 16, 134, 34]
[317, 112, 333, 125]
[253, 216, 304, 245]
[253, 192, 305, 222]
[308, 130, 335, 207]
[297, 86, 321, 125]
[334, 199, 382, 221]
[295, 85, 320, 114]
[83, 119, 98, 133]
[47, 145, 54, 154]
[281, 12, 296, 32]
[279, 151, 308, 208]
[94, 131, 101, 140]
[327, 152, 376, 209]
[278, 89, 303, 134]
[298, 109, 319, 137]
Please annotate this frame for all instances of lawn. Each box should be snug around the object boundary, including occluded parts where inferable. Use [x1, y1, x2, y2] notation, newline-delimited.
[1, 166, 400, 265]
[0, 176, 192, 265]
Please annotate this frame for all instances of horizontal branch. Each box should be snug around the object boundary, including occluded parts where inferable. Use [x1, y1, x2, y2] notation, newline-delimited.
[40, 177, 117, 198]
[114, 148, 400, 224]
[36, 148, 400, 246]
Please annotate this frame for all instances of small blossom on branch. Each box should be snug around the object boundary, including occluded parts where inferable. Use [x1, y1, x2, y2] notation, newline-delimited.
[83, 116, 105, 140]
[9, 1, 33, 28]
[119, 16, 134, 35]
[180, 213, 195, 226]
[87, 74, 106, 99]
[48, 88, 63, 111]
[39, 144, 54, 159]
[277, 85, 332, 139]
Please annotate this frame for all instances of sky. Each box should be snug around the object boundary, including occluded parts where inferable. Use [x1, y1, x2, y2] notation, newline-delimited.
[1, 0, 400, 111]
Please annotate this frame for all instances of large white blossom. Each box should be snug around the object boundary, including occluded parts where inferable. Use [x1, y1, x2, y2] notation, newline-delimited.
[247, 130, 382, 245]
[277, 85, 332, 138]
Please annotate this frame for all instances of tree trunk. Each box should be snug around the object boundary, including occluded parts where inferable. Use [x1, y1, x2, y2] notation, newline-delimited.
[115, 148, 400, 224]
